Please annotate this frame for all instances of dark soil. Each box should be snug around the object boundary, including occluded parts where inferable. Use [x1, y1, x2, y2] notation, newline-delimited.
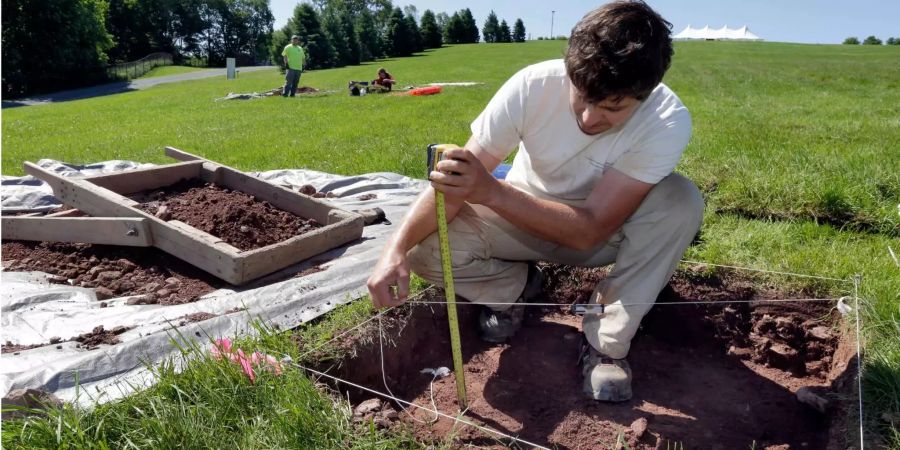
[133, 179, 321, 251]
[178, 312, 218, 326]
[2, 241, 220, 304]
[322, 266, 853, 450]
[72, 325, 131, 350]
[1, 342, 43, 354]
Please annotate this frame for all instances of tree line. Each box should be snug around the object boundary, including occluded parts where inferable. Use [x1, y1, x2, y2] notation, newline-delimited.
[842, 36, 900, 45]
[270, 3, 526, 71]
[2, 0, 527, 97]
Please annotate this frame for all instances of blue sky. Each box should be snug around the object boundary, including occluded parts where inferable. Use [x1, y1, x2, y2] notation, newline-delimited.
[270, 0, 899, 44]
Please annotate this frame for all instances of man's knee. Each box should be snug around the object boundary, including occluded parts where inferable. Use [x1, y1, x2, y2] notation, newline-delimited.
[407, 233, 441, 276]
[653, 173, 705, 231]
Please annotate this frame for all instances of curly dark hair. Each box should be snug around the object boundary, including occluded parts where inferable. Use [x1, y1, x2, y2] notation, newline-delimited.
[564, 0, 673, 103]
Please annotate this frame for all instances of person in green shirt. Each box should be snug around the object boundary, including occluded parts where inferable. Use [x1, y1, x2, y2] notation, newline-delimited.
[281, 35, 306, 97]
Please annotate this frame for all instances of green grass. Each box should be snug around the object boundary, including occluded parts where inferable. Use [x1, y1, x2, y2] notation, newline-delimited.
[0, 326, 421, 449]
[2, 40, 899, 448]
[137, 65, 209, 79]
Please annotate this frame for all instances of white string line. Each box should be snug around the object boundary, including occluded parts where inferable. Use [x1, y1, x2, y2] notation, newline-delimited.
[406, 297, 841, 309]
[679, 259, 850, 283]
[853, 275, 865, 450]
[888, 245, 899, 267]
[290, 361, 553, 450]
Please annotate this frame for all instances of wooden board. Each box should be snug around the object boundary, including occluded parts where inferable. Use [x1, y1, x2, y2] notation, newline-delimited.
[2, 217, 153, 247]
[83, 161, 203, 195]
[237, 215, 364, 281]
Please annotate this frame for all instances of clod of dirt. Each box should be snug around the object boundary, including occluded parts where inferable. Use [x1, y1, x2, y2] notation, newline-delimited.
[72, 325, 131, 350]
[356, 194, 377, 201]
[178, 312, 217, 326]
[298, 184, 317, 196]
[1, 341, 41, 354]
[134, 179, 321, 251]
[293, 265, 325, 278]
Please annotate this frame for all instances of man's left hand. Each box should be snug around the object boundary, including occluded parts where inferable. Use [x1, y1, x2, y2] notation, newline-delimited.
[429, 147, 501, 206]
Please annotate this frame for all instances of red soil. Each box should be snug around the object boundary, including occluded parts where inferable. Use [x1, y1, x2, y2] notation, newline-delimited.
[324, 267, 853, 449]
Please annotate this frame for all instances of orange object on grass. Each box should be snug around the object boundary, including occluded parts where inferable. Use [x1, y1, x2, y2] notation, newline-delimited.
[409, 86, 442, 96]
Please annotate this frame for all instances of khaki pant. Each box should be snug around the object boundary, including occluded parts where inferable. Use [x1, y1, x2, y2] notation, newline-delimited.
[407, 173, 704, 359]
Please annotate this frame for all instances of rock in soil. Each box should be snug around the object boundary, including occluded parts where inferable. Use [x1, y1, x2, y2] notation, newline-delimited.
[629, 417, 649, 439]
[795, 386, 830, 414]
[1, 389, 63, 420]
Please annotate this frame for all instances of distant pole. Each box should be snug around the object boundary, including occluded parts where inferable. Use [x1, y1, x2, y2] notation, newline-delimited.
[551, 10, 555, 39]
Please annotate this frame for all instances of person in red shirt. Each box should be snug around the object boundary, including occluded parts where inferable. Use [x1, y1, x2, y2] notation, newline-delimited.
[372, 68, 396, 91]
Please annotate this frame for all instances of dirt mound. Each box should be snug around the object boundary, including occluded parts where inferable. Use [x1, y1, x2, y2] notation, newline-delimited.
[134, 179, 320, 251]
[2, 241, 219, 304]
[320, 268, 854, 449]
[72, 325, 131, 350]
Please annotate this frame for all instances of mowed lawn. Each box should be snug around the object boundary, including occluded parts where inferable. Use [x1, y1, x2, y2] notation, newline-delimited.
[3, 41, 899, 446]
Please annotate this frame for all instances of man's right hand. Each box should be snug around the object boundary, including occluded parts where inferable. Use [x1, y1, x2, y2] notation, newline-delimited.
[366, 248, 411, 309]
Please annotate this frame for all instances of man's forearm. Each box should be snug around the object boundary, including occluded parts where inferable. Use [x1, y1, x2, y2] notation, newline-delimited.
[485, 182, 615, 251]
[386, 186, 463, 254]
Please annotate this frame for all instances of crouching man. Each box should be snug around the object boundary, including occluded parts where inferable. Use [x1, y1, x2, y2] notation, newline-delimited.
[367, 0, 704, 402]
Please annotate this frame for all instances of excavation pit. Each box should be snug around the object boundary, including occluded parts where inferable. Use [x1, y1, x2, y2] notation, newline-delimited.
[319, 267, 856, 449]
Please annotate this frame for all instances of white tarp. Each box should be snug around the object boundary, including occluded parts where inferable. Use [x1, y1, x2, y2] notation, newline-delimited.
[1, 160, 424, 405]
[674, 25, 762, 41]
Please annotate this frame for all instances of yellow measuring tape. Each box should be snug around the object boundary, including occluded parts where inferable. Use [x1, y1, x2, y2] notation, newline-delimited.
[427, 143, 468, 410]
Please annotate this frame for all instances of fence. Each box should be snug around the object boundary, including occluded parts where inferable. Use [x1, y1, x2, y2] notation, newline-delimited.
[107, 52, 174, 80]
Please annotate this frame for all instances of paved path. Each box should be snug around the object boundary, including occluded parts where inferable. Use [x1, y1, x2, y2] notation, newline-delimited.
[2, 66, 278, 108]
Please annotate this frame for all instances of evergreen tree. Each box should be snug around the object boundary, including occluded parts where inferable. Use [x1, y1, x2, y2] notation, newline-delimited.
[420, 9, 442, 48]
[444, 11, 464, 44]
[435, 11, 450, 33]
[293, 3, 335, 69]
[498, 19, 512, 43]
[355, 9, 381, 60]
[482, 10, 500, 43]
[322, 12, 349, 66]
[405, 14, 424, 53]
[460, 8, 479, 43]
[385, 7, 412, 56]
[513, 18, 526, 42]
[341, 10, 361, 65]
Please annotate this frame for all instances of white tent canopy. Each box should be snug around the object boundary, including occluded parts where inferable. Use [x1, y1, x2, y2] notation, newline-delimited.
[674, 25, 762, 41]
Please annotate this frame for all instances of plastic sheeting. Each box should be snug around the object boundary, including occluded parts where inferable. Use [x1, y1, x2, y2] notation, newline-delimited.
[1, 160, 424, 405]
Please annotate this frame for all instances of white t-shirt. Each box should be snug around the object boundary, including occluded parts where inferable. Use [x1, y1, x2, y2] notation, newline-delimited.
[471, 59, 691, 204]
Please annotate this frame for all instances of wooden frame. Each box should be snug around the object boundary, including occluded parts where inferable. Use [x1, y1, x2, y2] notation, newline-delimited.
[3, 147, 364, 285]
